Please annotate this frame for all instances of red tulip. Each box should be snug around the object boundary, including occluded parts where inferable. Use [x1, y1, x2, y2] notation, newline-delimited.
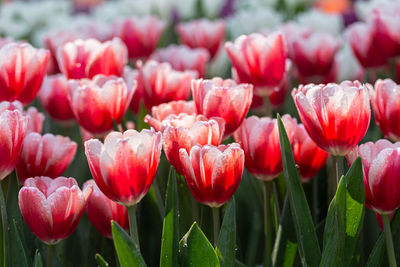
[123, 66, 144, 114]
[68, 74, 136, 135]
[0, 101, 44, 134]
[225, 32, 286, 95]
[138, 60, 197, 110]
[0, 42, 49, 105]
[233, 115, 297, 181]
[144, 100, 197, 131]
[16, 132, 77, 183]
[18, 176, 92, 244]
[347, 140, 400, 214]
[292, 81, 371, 156]
[83, 179, 129, 238]
[85, 129, 162, 206]
[57, 38, 127, 79]
[112, 16, 166, 60]
[191, 78, 253, 137]
[0, 108, 28, 180]
[150, 45, 210, 77]
[39, 74, 75, 122]
[176, 19, 226, 59]
[179, 143, 244, 207]
[164, 117, 225, 174]
[292, 124, 329, 180]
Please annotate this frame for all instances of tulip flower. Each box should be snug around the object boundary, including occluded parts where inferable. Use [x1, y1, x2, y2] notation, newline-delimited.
[57, 38, 127, 79]
[234, 114, 297, 181]
[192, 78, 253, 137]
[39, 74, 75, 122]
[138, 60, 197, 109]
[68, 74, 136, 135]
[0, 42, 49, 105]
[292, 80, 370, 156]
[85, 129, 162, 206]
[370, 79, 400, 141]
[123, 66, 144, 114]
[292, 124, 329, 181]
[16, 132, 77, 183]
[163, 117, 225, 175]
[150, 45, 210, 77]
[18, 176, 92, 244]
[225, 32, 286, 95]
[179, 143, 244, 208]
[0, 101, 44, 134]
[112, 16, 166, 60]
[176, 19, 226, 59]
[83, 179, 129, 238]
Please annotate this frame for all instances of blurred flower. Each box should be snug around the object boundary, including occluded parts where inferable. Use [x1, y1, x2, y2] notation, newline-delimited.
[347, 140, 400, 214]
[0, 101, 44, 134]
[334, 41, 364, 82]
[192, 78, 253, 137]
[233, 115, 297, 181]
[179, 143, 244, 207]
[39, 74, 75, 122]
[112, 16, 165, 60]
[68, 74, 135, 135]
[123, 66, 144, 114]
[296, 9, 343, 36]
[18, 176, 92, 244]
[138, 60, 197, 110]
[85, 129, 162, 206]
[292, 80, 371, 156]
[57, 38, 127, 79]
[83, 179, 129, 238]
[150, 45, 210, 77]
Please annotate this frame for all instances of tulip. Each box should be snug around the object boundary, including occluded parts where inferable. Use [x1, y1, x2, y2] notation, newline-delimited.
[18, 176, 92, 244]
[179, 143, 244, 208]
[191, 78, 253, 137]
[176, 19, 226, 59]
[224, 32, 286, 95]
[150, 45, 210, 77]
[39, 74, 75, 122]
[0, 42, 49, 105]
[292, 124, 329, 181]
[16, 132, 77, 183]
[138, 60, 197, 109]
[292, 80, 370, 156]
[83, 179, 129, 238]
[57, 38, 127, 79]
[164, 117, 225, 175]
[123, 66, 144, 114]
[112, 16, 166, 60]
[370, 79, 400, 141]
[233, 114, 297, 181]
[68, 74, 135, 135]
[0, 101, 44, 134]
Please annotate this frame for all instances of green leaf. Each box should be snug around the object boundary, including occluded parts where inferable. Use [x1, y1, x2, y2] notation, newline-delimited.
[272, 195, 298, 267]
[33, 250, 43, 267]
[160, 167, 179, 267]
[0, 182, 8, 267]
[8, 219, 29, 267]
[217, 199, 236, 267]
[277, 114, 321, 267]
[179, 222, 220, 267]
[320, 157, 365, 267]
[95, 253, 109, 267]
[111, 221, 147, 267]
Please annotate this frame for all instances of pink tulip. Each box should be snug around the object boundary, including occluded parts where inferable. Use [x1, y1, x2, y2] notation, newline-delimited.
[123, 66, 144, 114]
[0, 101, 44, 134]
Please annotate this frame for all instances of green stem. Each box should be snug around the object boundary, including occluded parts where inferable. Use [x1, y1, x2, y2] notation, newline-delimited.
[334, 156, 344, 185]
[263, 95, 272, 117]
[191, 195, 199, 223]
[382, 214, 397, 267]
[0, 181, 7, 267]
[263, 181, 273, 267]
[212, 207, 220, 247]
[47, 244, 53, 267]
[127, 205, 140, 252]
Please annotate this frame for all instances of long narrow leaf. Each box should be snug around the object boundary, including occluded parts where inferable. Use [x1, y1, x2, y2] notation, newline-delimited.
[217, 198, 236, 267]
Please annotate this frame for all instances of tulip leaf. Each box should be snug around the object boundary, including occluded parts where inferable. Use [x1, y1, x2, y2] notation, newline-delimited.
[8, 219, 29, 267]
[320, 157, 365, 266]
[277, 114, 321, 266]
[111, 221, 147, 267]
[95, 253, 109, 267]
[33, 250, 43, 267]
[160, 167, 179, 267]
[272, 195, 298, 267]
[179, 222, 220, 267]
[217, 198, 236, 267]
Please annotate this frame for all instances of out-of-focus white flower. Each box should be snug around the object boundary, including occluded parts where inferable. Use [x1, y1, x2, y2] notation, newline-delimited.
[335, 41, 364, 82]
[202, 0, 226, 18]
[296, 9, 343, 36]
[234, 0, 277, 10]
[227, 7, 282, 38]
[355, 0, 397, 21]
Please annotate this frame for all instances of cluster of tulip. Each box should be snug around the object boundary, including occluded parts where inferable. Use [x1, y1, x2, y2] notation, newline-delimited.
[0, 0, 400, 266]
